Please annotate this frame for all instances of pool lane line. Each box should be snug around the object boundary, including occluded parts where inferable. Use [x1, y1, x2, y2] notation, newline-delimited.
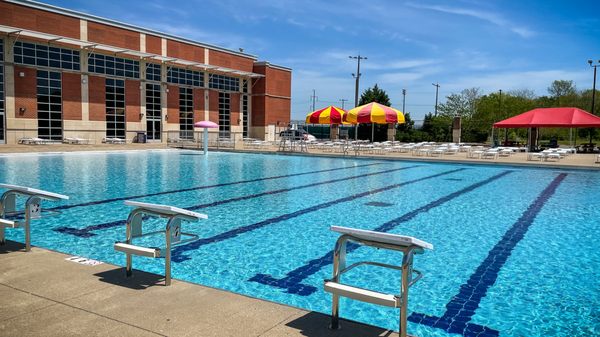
[170, 168, 467, 263]
[408, 173, 567, 337]
[54, 164, 421, 238]
[48, 162, 384, 212]
[249, 170, 514, 295]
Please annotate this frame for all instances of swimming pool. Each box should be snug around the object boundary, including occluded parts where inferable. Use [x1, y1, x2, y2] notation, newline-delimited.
[1, 150, 598, 336]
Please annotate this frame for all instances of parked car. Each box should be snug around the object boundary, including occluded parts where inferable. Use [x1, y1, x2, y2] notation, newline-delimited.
[279, 129, 316, 141]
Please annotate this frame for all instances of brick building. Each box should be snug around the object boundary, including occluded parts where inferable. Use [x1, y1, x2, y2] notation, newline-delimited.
[0, 0, 292, 145]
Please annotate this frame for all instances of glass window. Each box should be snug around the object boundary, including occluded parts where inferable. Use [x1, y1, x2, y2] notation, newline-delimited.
[209, 74, 239, 92]
[89, 53, 139, 79]
[179, 87, 194, 139]
[242, 94, 249, 138]
[14, 41, 80, 71]
[106, 78, 126, 139]
[37, 70, 62, 140]
[167, 67, 203, 87]
[218, 92, 230, 137]
[145, 83, 161, 140]
[146, 63, 161, 82]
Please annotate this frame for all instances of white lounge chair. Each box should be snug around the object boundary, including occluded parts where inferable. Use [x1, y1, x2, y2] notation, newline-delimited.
[103, 137, 126, 144]
[481, 149, 499, 159]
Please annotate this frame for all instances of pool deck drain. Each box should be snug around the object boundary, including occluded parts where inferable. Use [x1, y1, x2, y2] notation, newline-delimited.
[0, 241, 397, 337]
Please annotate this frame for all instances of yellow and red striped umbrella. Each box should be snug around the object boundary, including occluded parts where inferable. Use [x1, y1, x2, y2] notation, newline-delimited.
[345, 102, 405, 124]
[305, 106, 347, 124]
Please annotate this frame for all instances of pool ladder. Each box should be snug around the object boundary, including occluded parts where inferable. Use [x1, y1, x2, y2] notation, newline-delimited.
[113, 201, 207, 286]
[324, 226, 433, 337]
[0, 184, 69, 251]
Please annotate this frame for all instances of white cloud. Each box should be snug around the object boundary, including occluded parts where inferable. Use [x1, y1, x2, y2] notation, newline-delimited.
[377, 72, 429, 83]
[443, 70, 589, 95]
[406, 2, 536, 38]
[363, 59, 438, 71]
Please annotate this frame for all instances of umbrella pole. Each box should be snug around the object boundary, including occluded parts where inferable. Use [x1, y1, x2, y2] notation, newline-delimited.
[491, 127, 494, 147]
[203, 128, 208, 155]
[371, 123, 374, 142]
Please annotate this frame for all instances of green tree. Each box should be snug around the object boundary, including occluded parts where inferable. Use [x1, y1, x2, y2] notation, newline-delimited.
[548, 80, 576, 105]
[437, 87, 481, 119]
[358, 84, 391, 106]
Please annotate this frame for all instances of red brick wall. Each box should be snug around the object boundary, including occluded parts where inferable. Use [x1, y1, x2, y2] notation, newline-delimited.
[210, 50, 254, 72]
[266, 67, 292, 97]
[0, 2, 80, 39]
[208, 91, 219, 123]
[14, 66, 37, 119]
[167, 40, 204, 63]
[88, 22, 139, 50]
[62, 73, 82, 120]
[252, 96, 265, 126]
[230, 93, 240, 126]
[89, 75, 105, 121]
[125, 80, 141, 122]
[263, 97, 291, 125]
[193, 88, 205, 123]
[167, 85, 179, 124]
[251, 64, 292, 127]
[146, 35, 162, 55]
[253, 65, 291, 97]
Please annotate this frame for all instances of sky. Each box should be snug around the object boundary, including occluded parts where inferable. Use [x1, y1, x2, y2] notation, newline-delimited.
[45, 0, 600, 121]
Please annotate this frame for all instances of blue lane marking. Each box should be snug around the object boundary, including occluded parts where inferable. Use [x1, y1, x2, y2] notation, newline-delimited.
[170, 168, 466, 263]
[409, 173, 567, 337]
[249, 170, 513, 296]
[54, 165, 420, 237]
[48, 162, 383, 212]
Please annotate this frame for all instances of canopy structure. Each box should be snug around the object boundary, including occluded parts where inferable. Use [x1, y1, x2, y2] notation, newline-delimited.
[493, 107, 600, 151]
[493, 108, 600, 128]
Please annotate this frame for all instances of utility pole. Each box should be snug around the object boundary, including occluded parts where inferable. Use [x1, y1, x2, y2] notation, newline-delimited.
[339, 98, 348, 110]
[432, 82, 440, 116]
[350, 54, 367, 140]
[350, 54, 367, 107]
[310, 89, 317, 112]
[402, 89, 406, 113]
[588, 60, 599, 144]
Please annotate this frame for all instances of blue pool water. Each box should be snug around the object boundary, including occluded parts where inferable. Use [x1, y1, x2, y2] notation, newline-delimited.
[1, 150, 599, 336]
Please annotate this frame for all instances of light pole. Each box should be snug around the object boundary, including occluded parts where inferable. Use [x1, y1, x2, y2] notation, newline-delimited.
[587, 60, 599, 144]
[499, 89, 507, 144]
[432, 83, 440, 116]
[350, 54, 367, 140]
[402, 89, 406, 113]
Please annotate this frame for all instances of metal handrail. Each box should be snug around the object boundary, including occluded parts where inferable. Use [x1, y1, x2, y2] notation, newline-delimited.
[326, 230, 431, 337]
[0, 184, 68, 251]
[114, 201, 207, 286]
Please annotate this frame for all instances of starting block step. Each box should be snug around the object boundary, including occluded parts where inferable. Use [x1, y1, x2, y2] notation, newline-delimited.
[324, 281, 399, 308]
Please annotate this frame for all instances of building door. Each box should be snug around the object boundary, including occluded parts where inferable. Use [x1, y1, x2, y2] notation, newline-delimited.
[145, 83, 161, 141]
[37, 70, 62, 140]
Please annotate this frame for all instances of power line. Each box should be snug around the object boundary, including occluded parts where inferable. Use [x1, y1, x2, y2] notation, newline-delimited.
[339, 98, 348, 110]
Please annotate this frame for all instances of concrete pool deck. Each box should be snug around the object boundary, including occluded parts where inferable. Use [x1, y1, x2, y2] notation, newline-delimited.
[0, 241, 397, 337]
